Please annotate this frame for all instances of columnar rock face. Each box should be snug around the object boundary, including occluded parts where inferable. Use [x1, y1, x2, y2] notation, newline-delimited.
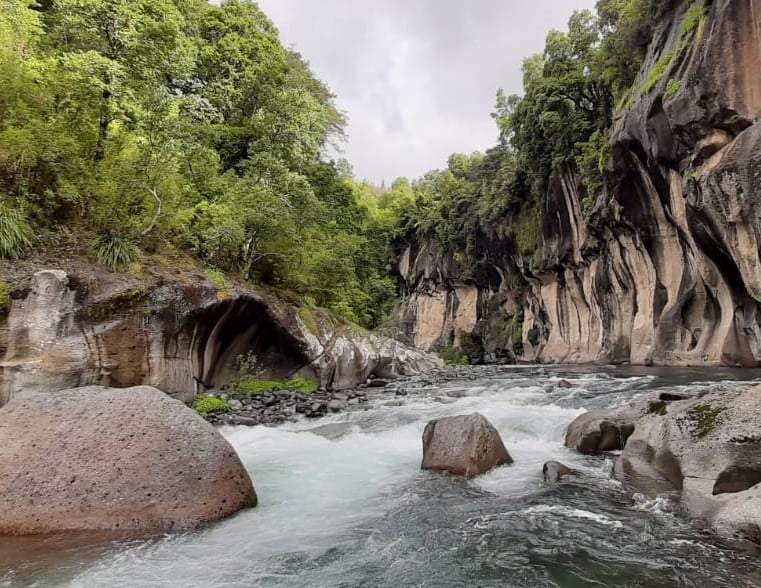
[0, 386, 256, 535]
[394, 1, 761, 367]
[421, 413, 513, 478]
[0, 268, 442, 406]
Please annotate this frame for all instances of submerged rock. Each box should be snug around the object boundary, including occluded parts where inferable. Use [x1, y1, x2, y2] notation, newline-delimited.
[0, 386, 256, 535]
[542, 461, 573, 484]
[421, 413, 512, 478]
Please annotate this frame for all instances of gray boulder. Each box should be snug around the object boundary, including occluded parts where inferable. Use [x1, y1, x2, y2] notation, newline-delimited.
[0, 386, 256, 535]
[614, 385, 761, 542]
[421, 413, 512, 478]
[565, 392, 686, 453]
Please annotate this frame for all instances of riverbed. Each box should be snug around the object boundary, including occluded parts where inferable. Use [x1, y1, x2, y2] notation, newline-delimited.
[4, 366, 761, 587]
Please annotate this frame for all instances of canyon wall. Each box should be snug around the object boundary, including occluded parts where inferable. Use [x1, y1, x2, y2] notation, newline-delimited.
[0, 268, 441, 406]
[397, 0, 761, 366]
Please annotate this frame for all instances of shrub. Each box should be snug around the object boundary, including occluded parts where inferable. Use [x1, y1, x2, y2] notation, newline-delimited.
[92, 235, 143, 268]
[237, 352, 265, 381]
[0, 202, 33, 259]
[194, 396, 229, 417]
[232, 352, 318, 395]
[439, 346, 469, 365]
[284, 375, 318, 394]
[234, 375, 318, 395]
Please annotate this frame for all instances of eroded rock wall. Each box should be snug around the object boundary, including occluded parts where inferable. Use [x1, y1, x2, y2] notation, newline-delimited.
[0, 269, 441, 405]
[396, 0, 761, 367]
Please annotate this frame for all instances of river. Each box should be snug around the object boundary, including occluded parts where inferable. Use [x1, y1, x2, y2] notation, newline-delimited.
[3, 366, 761, 587]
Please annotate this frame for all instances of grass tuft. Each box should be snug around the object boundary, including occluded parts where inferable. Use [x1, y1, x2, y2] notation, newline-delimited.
[92, 235, 142, 268]
[0, 202, 34, 259]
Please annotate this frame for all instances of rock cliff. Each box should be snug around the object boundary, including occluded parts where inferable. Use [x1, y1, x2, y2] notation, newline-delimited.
[0, 265, 441, 406]
[396, 0, 761, 366]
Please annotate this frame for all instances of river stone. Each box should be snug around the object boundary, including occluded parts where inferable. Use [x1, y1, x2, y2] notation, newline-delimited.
[614, 385, 761, 542]
[421, 413, 512, 478]
[543, 461, 573, 483]
[565, 392, 683, 454]
[0, 386, 257, 535]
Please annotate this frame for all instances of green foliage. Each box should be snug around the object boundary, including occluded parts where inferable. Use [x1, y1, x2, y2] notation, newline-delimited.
[299, 307, 319, 335]
[0, 202, 33, 259]
[194, 396, 229, 417]
[91, 235, 143, 268]
[234, 375, 318, 395]
[0, 281, 10, 313]
[0, 0, 395, 329]
[282, 375, 318, 394]
[232, 351, 317, 395]
[642, 51, 675, 94]
[204, 268, 230, 301]
[503, 312, 524, 348]
[680, 2, 707, 43]
[439, 347, 469, 365]
[664, 78, 682, 100]
[236, 351, 266, 382]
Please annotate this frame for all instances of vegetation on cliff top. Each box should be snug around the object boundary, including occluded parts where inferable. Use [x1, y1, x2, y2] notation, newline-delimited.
[0, 0, 688, 332]
[0, 0, 397, 328]
[390, 0, 689, 272]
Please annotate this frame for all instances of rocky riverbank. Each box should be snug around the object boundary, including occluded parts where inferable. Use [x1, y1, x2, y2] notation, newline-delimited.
[202, 365, 578, 428]
[203, 388, 373, 426]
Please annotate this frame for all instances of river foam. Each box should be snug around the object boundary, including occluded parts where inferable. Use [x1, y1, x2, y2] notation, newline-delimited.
[5, 366, 761, 587]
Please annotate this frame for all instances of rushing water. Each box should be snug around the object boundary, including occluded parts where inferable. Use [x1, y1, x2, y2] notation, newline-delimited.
[4, 366, 761, 587]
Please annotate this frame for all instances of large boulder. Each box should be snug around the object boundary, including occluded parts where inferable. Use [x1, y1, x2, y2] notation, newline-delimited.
[614, 385, 761, 542]
[421, 413, 512, 478]
[565, 392, 686, 453]
[0, 386, 257, 535]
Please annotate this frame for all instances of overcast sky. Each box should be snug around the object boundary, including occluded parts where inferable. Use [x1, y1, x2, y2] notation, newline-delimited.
[256, 0, 597, 184]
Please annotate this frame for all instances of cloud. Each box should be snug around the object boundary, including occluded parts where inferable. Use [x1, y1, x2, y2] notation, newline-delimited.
[255, 0, 597, 183]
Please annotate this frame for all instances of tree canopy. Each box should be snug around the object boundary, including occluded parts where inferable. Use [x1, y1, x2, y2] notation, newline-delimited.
[0, 0, 397, 328]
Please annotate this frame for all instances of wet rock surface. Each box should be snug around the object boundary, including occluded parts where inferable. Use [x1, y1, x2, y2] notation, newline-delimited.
[421, 413, 513, 478]
[565, 382, 761, 544]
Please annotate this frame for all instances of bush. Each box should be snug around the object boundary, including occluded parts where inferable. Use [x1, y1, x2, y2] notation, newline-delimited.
[284, 375, 318, 394]
[232, 352, 318, 395]
[92, 235, 143, 268]
[439, 346, 469, 365]
[194, 396, 229, 417]
[0, 202, 33, 259]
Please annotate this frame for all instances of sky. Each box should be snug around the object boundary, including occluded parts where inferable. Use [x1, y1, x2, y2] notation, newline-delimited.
[256, 0, 597, 184]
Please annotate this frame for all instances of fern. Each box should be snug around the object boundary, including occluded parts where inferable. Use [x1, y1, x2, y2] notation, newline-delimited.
[91, 235, 143, 268]
[0, 203, 34, 259]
